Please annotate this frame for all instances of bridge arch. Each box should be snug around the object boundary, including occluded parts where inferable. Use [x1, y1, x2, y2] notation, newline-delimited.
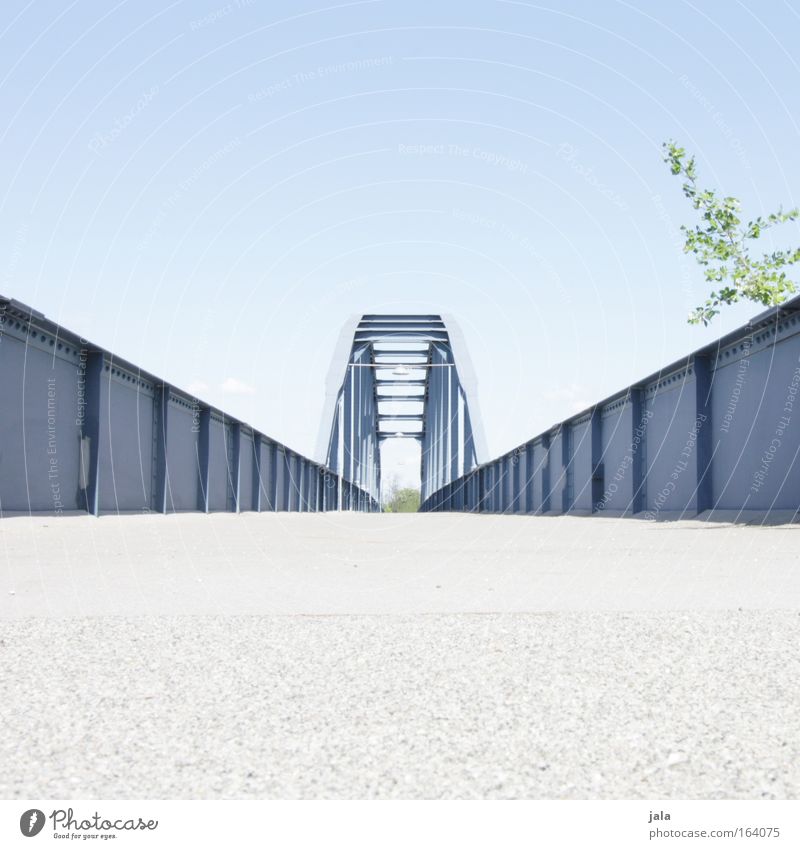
[316, 314, 487, 507]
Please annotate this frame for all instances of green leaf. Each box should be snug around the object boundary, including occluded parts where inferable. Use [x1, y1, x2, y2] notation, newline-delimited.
[664, 140, 800, 324]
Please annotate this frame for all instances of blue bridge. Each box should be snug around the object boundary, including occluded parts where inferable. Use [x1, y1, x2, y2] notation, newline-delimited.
[1, 293, 799, 519]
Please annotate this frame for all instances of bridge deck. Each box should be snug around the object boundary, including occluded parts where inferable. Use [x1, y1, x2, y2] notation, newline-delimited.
[1, 512, 797, 617]
[1, 514, 798, 800]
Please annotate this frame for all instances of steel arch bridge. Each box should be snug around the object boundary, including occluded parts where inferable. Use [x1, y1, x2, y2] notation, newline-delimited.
[4, 293, 800, 519]
[316, 314, 487, 508]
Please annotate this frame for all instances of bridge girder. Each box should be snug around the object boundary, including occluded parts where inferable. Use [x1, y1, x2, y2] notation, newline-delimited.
[318, 315, 486, 507]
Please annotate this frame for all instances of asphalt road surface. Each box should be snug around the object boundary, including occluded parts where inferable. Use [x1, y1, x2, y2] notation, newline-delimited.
[1, 513, 798, 799]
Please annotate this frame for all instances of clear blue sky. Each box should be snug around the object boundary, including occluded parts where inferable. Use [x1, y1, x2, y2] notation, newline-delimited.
[2, 0, 799, 487]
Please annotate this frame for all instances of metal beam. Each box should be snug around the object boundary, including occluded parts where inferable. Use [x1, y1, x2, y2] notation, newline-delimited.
[153, 384, 169, 514]
[197, 407, 211, 513]
[83, 351, 104, 516]
[229, 422, 241, 513]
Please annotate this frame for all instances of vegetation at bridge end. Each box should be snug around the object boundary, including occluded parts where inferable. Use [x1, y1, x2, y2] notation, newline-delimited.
[663, 140, 800, 325]
[383, 486, 421, 513]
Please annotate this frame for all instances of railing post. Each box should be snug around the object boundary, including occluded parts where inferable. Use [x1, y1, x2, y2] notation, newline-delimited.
[541, 434, 551, 513]
[511, 451, 521, 513]
[253, 436, 264, 512]
[694, 354, 714, 515]
[630, 388, 646, 515]
[273, 446, 284, 510]
[525, 443, 535, 513]
[591, 408, 603, 513]
[286, 452, 295, 511]
[197, 407, 210, 513]
[562, 424, 573, 513]
[298, 459, 306, 512]
[229, 422, 241, 513]
[153, 384, 169, 514]
[83, 351, 105, 516]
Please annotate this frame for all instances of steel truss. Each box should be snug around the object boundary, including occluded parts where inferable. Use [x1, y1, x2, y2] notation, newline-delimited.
[318, 315, 487, 507]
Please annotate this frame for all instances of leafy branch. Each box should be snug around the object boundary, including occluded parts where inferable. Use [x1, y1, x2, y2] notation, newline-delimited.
[663, 141, 800, 325]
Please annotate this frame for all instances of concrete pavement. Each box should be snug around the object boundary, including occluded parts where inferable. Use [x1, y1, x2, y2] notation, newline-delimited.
[1, 513, 799, 799]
